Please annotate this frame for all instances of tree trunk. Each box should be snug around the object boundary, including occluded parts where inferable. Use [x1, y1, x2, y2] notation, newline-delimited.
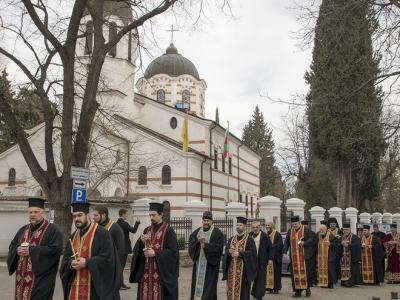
[336, 161, 353, 209]
[48, 181, 73, 241]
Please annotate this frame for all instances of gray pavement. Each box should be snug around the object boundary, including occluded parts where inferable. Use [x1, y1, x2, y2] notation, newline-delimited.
[1, 266, 399, 299]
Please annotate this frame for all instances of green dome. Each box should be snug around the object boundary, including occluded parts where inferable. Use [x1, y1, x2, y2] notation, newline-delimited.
[144, 44, 200, 80]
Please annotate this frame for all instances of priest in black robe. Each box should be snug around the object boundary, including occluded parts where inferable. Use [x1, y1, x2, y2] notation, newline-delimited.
[188, 211, 224, 300]
[60, 202, 122, 300]
[129, 202, 179, 300]
[301, 220, 317, 286]
[283, 215, 313, 298]
[338, 223, 361, 287]
[361, 225, 385, 285]
[265, 221, 283, 294]
[93, 205, 124, 291]
[249, 221, 272, 300]
[8, 198, 63, 300]
[222, 216, 257, 300]
[328, 217, 342, 282]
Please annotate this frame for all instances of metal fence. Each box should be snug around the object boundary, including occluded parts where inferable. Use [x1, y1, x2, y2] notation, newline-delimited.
[169, 217, 192, 250]
[213, 217, 234, 245]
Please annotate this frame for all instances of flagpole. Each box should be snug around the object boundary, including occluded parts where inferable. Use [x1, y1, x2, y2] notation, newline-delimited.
[227, 121, 230, 203]
[186, 108, 189, 203]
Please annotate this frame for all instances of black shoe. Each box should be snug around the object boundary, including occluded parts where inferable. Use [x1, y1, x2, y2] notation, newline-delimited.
[292, 293, 301, 298]
[306, 288, 311, 297]
[120, 284, 130, 290]
[328, 284, 333, 289]
[273, 289, 279, 294]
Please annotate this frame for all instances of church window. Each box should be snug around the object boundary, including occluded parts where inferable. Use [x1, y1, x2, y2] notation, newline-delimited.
[221, 153, 225, 172]
[85, 21, 94, 54]
[239, 194, 242, 203]
[157, 89, 165, 103]
[250, 196, 254, 217]
[228, 157, 232, 174]
[214, 150, 218, 169]
[138, 166, 147, 185]
[8, 168, 16, 186]
[109, 22, 117, 57]
[170, 117, 177, 129]
[182, 89, 190, 109]
[128, 32, 132, 61]
[161, 165, 171, 185]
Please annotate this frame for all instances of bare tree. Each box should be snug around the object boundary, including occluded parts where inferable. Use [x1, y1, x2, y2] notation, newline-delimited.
[0, 0, 229, 237]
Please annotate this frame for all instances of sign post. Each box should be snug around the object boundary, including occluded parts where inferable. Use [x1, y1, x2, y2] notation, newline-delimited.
[71, 166, 89, 204]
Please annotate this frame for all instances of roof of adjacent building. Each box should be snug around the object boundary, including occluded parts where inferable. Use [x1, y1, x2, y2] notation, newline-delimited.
[144, 43, 200, 80]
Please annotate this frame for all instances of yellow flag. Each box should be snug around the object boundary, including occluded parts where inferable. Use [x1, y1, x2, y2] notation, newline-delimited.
[181, 114, 189, 152]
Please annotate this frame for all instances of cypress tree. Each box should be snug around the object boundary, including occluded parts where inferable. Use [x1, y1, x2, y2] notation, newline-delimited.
[306, 0, 385, 209]
[242, 105, 280, 196]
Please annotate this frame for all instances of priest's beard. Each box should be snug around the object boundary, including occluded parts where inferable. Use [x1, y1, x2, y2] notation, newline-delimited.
[237, 229, 245, 236]
[75, 218, 88, 229]
[203, 224, 211, 231]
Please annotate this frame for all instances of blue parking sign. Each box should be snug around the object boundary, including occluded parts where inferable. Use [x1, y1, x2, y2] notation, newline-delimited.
[71, 188, 87, 203]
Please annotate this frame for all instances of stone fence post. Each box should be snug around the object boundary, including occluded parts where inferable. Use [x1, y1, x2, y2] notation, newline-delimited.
[226, 202, 247, 229]
[382, 213, 393, 224]
[359, 212, 371, 224]
[371, 212, 383, 224]
[130, 198, 151, 247]
[184, 199, 209, 232]
[286, 198, 305, 220]
[258, 195, 282, 232]
[345, 207, 358, 234]
[309, 206, 326, 232]
[392, 213, 400, 228]
[328, 207, 343, 227]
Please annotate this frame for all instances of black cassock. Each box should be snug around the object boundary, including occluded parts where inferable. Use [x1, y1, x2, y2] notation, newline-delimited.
[268, 230, 283, 291]
[188, 226, 224, 300]
[7, 221, 63, 300]
[338, 234, 361, 286]
[316, 233, 338, 286]
[222, 235, 258, 300]
[283, 227, 314, 292]
[60, 224, 122, 300]
[307, 230, 317, 286]
[365, 235, 385, 284]
[129, 224, 179, 300]
[249, 231, 272, 299]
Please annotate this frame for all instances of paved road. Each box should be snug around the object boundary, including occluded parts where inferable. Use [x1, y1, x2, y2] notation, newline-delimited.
[1, 266, 398, 299]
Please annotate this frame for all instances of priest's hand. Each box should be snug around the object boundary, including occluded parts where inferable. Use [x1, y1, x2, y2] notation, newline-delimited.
[17, 246, 29, 257]
[72, 258, 87, 270]
[298, 241, 304, 247]
[144, 248, 155, 258]
[361, 244, 365, 248]
[268, 260, 273, 265]
[232, 251, 239, 258]
[341, 241, 348, 247]
[368, 245, 372, 249]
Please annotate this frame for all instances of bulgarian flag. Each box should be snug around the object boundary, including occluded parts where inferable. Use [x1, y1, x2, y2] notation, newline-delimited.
[223, 122, 229, 158]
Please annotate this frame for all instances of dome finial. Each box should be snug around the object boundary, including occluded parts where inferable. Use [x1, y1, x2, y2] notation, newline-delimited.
[166, 25, 179, 44]
[166, 43, 178, 54]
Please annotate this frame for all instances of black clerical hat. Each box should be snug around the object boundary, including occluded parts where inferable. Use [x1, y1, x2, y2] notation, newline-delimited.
[202, 211, 213, 220]
[301, 220, 309, 226]
[363, 224, 370, 230]
[357, 224, 364, 231]
[320, 220, 327, 226]
[291, 215, 300, 223]
[71, 202, 90, 214]
[328, 217, 338, 225]
[149, 202, 164, 213]
[28, 198, 45, 209]
[390, 223, 397, 228]
[236, 216, 248, 225]
[343, 223, 351, 229]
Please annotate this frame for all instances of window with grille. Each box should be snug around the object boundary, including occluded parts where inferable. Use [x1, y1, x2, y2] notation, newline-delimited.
[138, 166, 147, 185]
[157, 89, 165, 103]
[214, 150, 218, 169]
[8, 168, 16, 186]
[85, 21, 93, 54]
[109, 22, 117, 57]
[162, 165, 171, 185]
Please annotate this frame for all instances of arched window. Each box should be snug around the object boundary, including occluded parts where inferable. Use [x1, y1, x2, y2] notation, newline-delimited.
[163, 201, 171, 224]
[157, 89, 165, 103]
[161, 165, 171, 185]
[8, 168, 16, 186]
[182, 89, 190, 109]
[85, 21, 94, 54]
[109, 22, 117, 57]
[138, 166, 147, 185]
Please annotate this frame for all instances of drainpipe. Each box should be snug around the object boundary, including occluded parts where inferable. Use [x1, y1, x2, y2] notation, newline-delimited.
[200, 156, 207, 201]
[209, 122, 217, 211]
[237, 143, 243, 201]
[126, 141, 130, 197]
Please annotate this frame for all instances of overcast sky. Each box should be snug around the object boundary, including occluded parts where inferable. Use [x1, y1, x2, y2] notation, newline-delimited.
[140, 0, 313, 146]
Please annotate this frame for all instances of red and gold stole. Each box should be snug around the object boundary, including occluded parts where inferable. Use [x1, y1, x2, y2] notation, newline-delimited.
[265, 230, 276, 289]
[340, 234, 352, 281]
[290, 225, 307, 289]
[104, 219, 114, 231]
[317, 231, 330, 287]
[140, 222, 168, 300]
[227, 233, 249, 300]
[68, 222, 98, 300]
[361, 235, 374, 284]
[15, 219, 49, 300]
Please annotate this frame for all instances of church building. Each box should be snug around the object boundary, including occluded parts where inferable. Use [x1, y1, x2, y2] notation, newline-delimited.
[0, 1, 260, 219]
